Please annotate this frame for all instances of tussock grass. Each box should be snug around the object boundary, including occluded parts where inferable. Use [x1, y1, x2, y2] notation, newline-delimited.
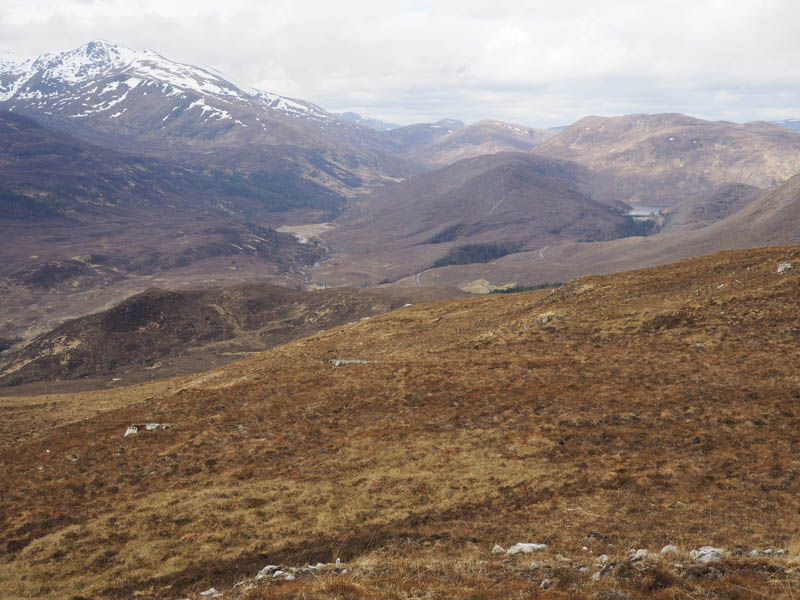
[1, 246, 799, 598]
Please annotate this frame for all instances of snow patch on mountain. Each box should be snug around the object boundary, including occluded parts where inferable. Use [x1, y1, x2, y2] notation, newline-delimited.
[0, 40, 350, 134]
[251, 89, 332, 121]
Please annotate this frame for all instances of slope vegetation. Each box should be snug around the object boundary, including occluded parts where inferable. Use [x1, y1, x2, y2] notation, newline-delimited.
[0, 284, 467, 389]
[402, 119, 556, 168]
[386, 171, 800, 291]
[0, 111, 338, 346]
[660, 183, 764, 232]
[537, 113, 800, 205]
[320, 152, 633, 286]
[1, 246, 799, 599]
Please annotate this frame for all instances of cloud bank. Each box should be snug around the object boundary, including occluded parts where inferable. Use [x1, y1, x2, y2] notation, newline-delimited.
[2, 0, 799, 126]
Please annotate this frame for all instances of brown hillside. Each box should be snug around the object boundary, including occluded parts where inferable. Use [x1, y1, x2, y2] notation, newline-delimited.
[319, 152, 632, 286]
[406, 120, 556, 168]
[387, 172, 800, 291]
[0, 284, 467, 390]
[537, 113, 800, 206]
[1, 246, 799, 599]
[661, 183, 764, 232]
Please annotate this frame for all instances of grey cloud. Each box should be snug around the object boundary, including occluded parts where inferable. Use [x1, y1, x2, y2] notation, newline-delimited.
[1, 0, 799, 126]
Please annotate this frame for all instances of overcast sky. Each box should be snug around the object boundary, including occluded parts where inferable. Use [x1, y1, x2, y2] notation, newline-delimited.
[1, 0, 799, 127]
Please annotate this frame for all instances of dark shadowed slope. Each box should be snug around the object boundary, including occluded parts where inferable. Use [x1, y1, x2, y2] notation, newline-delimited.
[406, 172, 800, 290]
[317, 152, 635, 286]
[0, 284, 468, 389]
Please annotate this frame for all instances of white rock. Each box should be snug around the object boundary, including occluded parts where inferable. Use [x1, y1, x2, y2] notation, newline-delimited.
[777, 549, 787, 555]
[199, 589, 220, 597]
[749, 550, 761, 557]
[631, 549, 649, 560]
[690, 546, 724, 564]
[763, 548, 773, 555]
[285, 574, 295, 581]
[540, 578, 552, 589]
[777, 262, 793, 274]
[492, 544, 505, 554]
[582, 546, 589, 552]
[145, 423, 160, 430]
[506, 543, 547, 555]
[124, 426, 138, 437]
[272, 570, 285, 578]
[255, 565, 280, 580]
[336, 558, 342, 566]
[596, 554, 609, 564]
[660, 545, 679, 555]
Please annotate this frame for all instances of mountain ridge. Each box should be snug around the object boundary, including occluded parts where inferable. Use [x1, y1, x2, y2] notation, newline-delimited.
[536, 112, 800, 205]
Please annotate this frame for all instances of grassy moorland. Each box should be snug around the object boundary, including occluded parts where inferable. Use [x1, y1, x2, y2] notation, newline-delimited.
[1, 246, 799, 599]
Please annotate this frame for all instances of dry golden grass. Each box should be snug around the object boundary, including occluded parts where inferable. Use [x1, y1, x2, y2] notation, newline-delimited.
[1, 246, 799, 599]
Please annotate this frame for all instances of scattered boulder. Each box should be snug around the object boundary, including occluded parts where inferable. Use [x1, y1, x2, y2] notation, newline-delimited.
[630, 549, 649, 561]
[690, 546, 724, 564]
[255, 565, 281, 580]
[506, 543, 547, 555]
[124, 426, 138, 437]
[660, 545, 680, 555]
[585, 530, 610, 544]
[777, 262, 793, 274]
[199, 588, 221, 598]
[492, 544, 505, 554]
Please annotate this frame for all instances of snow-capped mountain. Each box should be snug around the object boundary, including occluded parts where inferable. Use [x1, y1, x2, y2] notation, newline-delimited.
[0, 40, 415, 193]
[0, 40, 337, 134]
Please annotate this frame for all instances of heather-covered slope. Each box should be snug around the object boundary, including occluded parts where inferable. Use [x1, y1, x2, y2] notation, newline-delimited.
[384, 172, 800, 291]
[318, 152, 633, 286]
[537, 113, 800, 206]
[1, 246, 799, 599]
[0, 284, 467, 389]
[660, 183, 764, 232]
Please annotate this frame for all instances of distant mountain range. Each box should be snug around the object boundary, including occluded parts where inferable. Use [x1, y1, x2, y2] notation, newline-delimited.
[335, 111, 402, 131]
[536, 113, 800, 206]
[0, 41, 555, 195]
[3, 40, 800, 345]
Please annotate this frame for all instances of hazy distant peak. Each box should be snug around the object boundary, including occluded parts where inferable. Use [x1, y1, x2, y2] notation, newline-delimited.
[434, 118, 465, 129]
